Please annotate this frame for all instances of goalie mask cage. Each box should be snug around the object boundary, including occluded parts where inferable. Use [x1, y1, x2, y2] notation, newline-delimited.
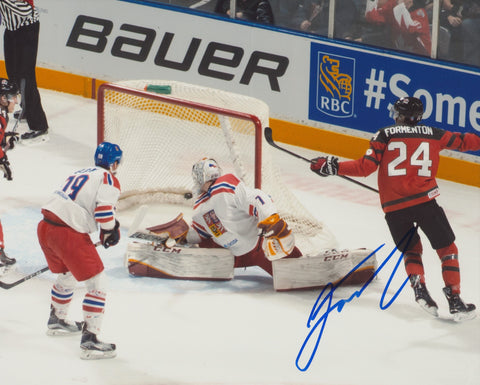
[97, 80, 337, 254]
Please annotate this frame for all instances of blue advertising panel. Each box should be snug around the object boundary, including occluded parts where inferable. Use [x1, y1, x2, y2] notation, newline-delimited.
[309, 42, 480, 157]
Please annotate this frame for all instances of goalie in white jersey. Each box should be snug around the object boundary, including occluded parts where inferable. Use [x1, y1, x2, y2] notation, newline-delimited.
[37, 142, 122, 360]
[175, 157, 301, 274]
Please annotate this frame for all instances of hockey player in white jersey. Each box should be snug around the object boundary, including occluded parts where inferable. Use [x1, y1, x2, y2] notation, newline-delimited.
[37, 142, 122, 360]
[185, 157, 302, 273]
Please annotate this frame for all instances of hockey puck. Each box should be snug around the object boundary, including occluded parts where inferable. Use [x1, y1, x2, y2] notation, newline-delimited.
[184, 192, 193, 199]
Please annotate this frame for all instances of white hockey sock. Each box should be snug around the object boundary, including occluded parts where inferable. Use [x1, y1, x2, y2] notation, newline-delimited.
[82, 290, 106, 334]
[51, 273, 77, 319]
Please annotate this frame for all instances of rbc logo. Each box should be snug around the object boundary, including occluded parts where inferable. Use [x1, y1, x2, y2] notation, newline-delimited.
[314, 52, 355, 118]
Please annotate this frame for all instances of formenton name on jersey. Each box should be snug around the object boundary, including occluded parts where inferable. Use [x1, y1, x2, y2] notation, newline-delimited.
[384, 125, 434, 137]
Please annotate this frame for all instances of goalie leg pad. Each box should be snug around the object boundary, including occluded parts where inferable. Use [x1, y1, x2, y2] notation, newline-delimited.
[272, 248, 378, 291]
[126, 241, 234, 280]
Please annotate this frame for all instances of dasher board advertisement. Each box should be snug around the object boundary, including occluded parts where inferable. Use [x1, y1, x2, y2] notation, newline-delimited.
[309, 42, 480, 156]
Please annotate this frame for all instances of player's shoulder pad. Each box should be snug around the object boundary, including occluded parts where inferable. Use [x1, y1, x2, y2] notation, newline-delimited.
[215, 173, 240, 186]
[371, 127, 388, 143]
[103, 171, 121, 190]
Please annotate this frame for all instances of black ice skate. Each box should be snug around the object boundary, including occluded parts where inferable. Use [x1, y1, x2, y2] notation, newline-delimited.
[0, 248, 16, 266]
[21, 129, 48, 140]
[410, 275, 438, 317]
[47, 306, 84, 336]
[443, 287, 476, 322]
[80, 325, 116, 360]
[21, 129, 49, 145]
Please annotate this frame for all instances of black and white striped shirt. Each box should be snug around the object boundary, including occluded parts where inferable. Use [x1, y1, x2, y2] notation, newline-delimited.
[0, 0, 39, 31]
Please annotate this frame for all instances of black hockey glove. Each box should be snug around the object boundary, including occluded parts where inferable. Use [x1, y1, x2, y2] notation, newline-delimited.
[310, 156, 339, 177]
[0, 154, 12, 180]
[4, 132, 19, 150]
[100, 220, 120, 248]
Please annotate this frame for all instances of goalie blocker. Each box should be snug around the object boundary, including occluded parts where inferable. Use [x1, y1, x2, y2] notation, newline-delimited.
[126, 234, 377, 291]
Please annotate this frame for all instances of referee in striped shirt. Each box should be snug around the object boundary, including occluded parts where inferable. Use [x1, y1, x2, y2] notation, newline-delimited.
[0, 0, 48, 140]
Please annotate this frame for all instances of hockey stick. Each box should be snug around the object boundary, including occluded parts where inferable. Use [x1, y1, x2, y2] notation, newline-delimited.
[0, 241, 103, 290]
[0, 266, 49, 289]
[264, 127, 379, 194]
[129, 231, 169, 244]
[11, 78, 26, 134]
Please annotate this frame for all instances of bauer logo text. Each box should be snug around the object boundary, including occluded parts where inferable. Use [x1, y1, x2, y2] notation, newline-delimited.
[66, 15, 289, 92]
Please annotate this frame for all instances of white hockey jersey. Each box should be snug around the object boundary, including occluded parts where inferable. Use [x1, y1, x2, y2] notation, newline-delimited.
[42, 167, 121, 234]
[188, 173, 277, 256]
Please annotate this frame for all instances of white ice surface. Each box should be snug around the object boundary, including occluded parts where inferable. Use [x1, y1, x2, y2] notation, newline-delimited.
[0, 89, 479, 385]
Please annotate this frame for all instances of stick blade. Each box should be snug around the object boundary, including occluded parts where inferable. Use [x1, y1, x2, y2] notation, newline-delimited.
[264, 126, 274, 144]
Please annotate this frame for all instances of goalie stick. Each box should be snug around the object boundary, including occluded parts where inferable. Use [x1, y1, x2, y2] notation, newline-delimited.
[123, 205, 179, 267]
[264, 127, 379, 194]
[129, 231, 169, 244]
[124, 205, 150, 267]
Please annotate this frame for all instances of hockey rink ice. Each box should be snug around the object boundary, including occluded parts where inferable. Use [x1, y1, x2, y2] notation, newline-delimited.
[0, 89, 479, 385]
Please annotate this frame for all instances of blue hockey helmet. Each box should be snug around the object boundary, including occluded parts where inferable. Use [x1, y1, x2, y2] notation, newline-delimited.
[95, 142, 123, 169]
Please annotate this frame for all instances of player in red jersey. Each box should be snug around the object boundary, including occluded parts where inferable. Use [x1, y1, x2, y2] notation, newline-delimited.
[311, 96, 480, 321]
[0, 78, 20, 272]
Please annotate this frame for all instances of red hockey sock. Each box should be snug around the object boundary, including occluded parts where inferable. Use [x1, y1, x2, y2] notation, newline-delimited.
[403, 239, 424, 283]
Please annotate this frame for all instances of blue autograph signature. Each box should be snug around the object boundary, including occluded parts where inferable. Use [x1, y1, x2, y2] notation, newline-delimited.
[296, 228, 418, 372]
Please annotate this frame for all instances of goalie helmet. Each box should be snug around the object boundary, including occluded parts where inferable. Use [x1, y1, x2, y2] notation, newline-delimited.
[192, 157, 221, 193]
[391, 96, 424, 126]
[95, 142, 123, 170]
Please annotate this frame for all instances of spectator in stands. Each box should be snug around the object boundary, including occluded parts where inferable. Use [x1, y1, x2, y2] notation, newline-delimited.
[274, 0, 304, 29]
[365, 0, 431, 56]
[440, 0, 466, 61]
[0, 0, 49, 141]
[440, 0, 480, 66]
[351, 0, 394, 47]
[290, 0, 357, 39]
[460, 1, 480, 66]
[214, 0, 275, 24]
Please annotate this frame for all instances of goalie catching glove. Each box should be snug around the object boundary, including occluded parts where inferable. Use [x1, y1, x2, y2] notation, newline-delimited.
[257, 213, 295, 261]
[146, 213, 189, 247]
[310, 156, 339, 177]
[100, 220, 120, 248]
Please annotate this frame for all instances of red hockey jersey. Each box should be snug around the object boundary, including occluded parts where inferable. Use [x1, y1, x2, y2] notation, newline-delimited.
[365, 0, 431, 55]
[339, 125, 480, 213]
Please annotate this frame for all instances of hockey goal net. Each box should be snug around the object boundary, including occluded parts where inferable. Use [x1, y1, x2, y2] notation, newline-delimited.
[97, 80, 337, 254]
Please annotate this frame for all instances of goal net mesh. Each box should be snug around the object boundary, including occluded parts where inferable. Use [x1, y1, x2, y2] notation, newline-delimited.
[98, 80, 337, 254]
